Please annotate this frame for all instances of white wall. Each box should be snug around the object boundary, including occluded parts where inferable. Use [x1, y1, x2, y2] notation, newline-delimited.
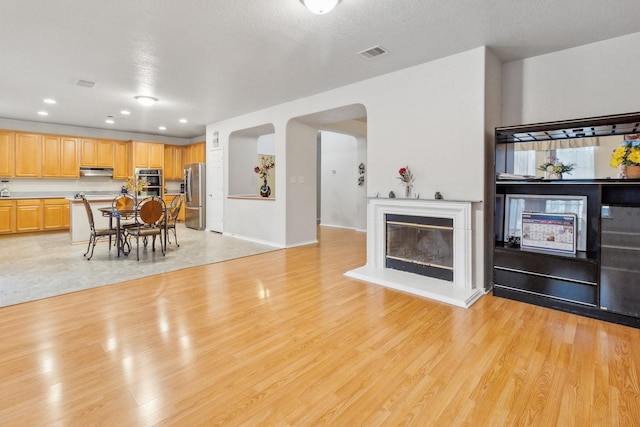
[503, 32, 640, 126]
[207, 46, 495, 289]
[320, 131, 360, 230]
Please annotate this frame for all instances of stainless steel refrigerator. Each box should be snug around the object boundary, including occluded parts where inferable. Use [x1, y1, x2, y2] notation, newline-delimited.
[184, 162, 206, 230]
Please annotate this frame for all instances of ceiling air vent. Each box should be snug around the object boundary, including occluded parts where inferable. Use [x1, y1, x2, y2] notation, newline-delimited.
[357, 45, 388, 59]
[76, 79, 96, 88]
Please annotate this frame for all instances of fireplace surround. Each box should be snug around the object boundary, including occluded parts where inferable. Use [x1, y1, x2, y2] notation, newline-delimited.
[346, 198, 483, 308]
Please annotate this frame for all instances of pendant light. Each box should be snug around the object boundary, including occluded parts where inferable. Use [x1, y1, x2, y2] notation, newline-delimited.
[300, 0, 340, 14]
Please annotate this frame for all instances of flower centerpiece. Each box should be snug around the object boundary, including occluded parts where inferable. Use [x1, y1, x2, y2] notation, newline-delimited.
[123, 176, 147, 195]
[254, 155, 275, 197]
[609, 135, 640, 178]
[537, 155, 575, 179]
[397, 165, 414, 198]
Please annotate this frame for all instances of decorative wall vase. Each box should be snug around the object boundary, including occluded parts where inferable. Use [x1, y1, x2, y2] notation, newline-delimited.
[549, 172, 563, 180]
[260, 178, 271, 197]
[626, 165, 640, 179]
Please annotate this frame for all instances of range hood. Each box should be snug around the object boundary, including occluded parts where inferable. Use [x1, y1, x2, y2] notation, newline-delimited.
[79, 167, 114, 178]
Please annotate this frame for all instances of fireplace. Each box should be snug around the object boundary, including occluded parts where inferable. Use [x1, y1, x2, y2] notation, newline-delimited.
[385, 214, 454, 281]
[345, 198, 482, 308]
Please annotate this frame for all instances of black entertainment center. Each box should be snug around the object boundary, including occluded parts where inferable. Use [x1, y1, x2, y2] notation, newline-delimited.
[493, 112, 640, 328]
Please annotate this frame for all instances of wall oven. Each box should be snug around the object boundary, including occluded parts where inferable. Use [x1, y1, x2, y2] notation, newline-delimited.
[134, 168, 163, 197]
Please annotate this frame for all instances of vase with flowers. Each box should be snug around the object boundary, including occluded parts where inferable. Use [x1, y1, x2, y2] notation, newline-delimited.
[123, 176, 147, 196]
[254, 155, 275, 197]
[538, 156, 575, 180]
[397, 166, 415, 198]
[610, 135, 640, 179]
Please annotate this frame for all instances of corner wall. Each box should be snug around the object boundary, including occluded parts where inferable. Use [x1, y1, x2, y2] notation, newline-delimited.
[208, 46, 496, 289]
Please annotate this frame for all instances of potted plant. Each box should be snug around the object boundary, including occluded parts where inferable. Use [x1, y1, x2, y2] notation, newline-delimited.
[397, 166, 414, 197]
[254, 155, 275, 197]
[610, 135, 640, 178]
[537, 156, 575, 179]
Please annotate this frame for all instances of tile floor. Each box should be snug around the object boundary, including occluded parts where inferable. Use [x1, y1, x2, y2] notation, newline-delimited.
[0, 224, 279, 307]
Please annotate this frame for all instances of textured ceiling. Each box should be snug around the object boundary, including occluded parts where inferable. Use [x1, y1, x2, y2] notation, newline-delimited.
[1, 0, 640, 139]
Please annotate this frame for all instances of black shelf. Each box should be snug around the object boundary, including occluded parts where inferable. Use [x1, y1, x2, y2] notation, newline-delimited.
[493, 112, 640, 327]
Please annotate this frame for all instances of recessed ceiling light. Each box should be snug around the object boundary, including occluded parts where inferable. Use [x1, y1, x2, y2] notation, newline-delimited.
[179, 118, 187, 123]
[120, 110, 131, 115]
[43, 98, 56, 104]
[135, 96, 158, 106]
[105, 118, 115, 124]
[37, 111, 48, 116]
[158, 126, 167, 131]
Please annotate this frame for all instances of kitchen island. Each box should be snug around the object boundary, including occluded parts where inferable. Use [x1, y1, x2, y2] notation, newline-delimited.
[68, 194, 119, 244]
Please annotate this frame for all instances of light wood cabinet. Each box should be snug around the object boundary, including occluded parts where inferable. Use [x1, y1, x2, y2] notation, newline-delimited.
[81, 138, 113, 167]
[0, 131, 15, 177]
[15, 133, 42, 177]
[0, 200, 15, 234]
[42, 136, 78, 178]
[185, 142, 205, 165]
[164, 145, 184, 180]
[43, 198, 70, 230]
[16, 199, 42, 232]
[131, 141, 164, 169]
[113, 140, 131, 179]
[149, 143, 164, 168]
[163, 194, 185, 221]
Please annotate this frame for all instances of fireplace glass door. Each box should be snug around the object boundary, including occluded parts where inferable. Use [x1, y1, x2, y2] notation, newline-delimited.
[385, 214, 454, 281]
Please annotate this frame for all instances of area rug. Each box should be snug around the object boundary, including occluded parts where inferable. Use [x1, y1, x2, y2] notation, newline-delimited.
[0, 225, 279, 307]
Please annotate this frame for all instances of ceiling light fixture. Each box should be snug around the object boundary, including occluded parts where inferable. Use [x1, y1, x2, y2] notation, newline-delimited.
[158, 126, 166, 131]
[179, 118, 187, 123]
[135, 96, 158, 107]
[43, 98, 56, 104]
[105, 118, 115, 124]
[300, 0, 339, 14]
[37, 111, 48, 116]
[120, 110, 131, 115]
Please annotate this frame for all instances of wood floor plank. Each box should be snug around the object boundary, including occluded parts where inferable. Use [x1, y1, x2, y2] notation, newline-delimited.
[1, 226, 640, 426]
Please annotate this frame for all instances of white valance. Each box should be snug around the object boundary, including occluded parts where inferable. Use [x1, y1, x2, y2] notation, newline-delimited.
[515, 137, 600, 151]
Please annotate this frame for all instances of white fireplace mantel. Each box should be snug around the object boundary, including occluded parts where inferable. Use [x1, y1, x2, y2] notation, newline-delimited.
[345, 198, 483, 308]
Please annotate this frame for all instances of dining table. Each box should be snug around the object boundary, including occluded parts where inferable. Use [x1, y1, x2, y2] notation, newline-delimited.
[98, 204, 168, 257]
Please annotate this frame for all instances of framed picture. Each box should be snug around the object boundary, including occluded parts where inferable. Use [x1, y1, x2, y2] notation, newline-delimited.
[520, 212, 577, 254]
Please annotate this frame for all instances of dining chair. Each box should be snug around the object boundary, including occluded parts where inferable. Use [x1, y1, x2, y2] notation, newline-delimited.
[127, 196, 166, 260]
[111, 193, 137, 231]
[81, 195, 118, 260]
[165, 195, 183, 247]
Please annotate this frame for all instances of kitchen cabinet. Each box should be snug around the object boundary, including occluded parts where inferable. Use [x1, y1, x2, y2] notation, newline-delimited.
[0, 131, 15, 177]
[16, 199, 42, 232]
[164, 194, 185, 221]
[42, 136, 78, 178]
[15, 133, 42, 177]
[164, 145, 184, 180]
[132, 141, 164, 169]
[185, 142, 205, 164]
[113, 140, 131, 179]
[0, 200, 15, 234]
[81, 138, 113, 167]
[43, 199, 70, 230]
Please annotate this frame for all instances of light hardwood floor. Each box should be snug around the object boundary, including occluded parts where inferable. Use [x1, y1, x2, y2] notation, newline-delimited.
[1, 227, 639, 426]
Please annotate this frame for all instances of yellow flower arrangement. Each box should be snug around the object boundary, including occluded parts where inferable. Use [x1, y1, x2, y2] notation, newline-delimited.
[610, 135, 640, 167]
[124, 176, 147, 193]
